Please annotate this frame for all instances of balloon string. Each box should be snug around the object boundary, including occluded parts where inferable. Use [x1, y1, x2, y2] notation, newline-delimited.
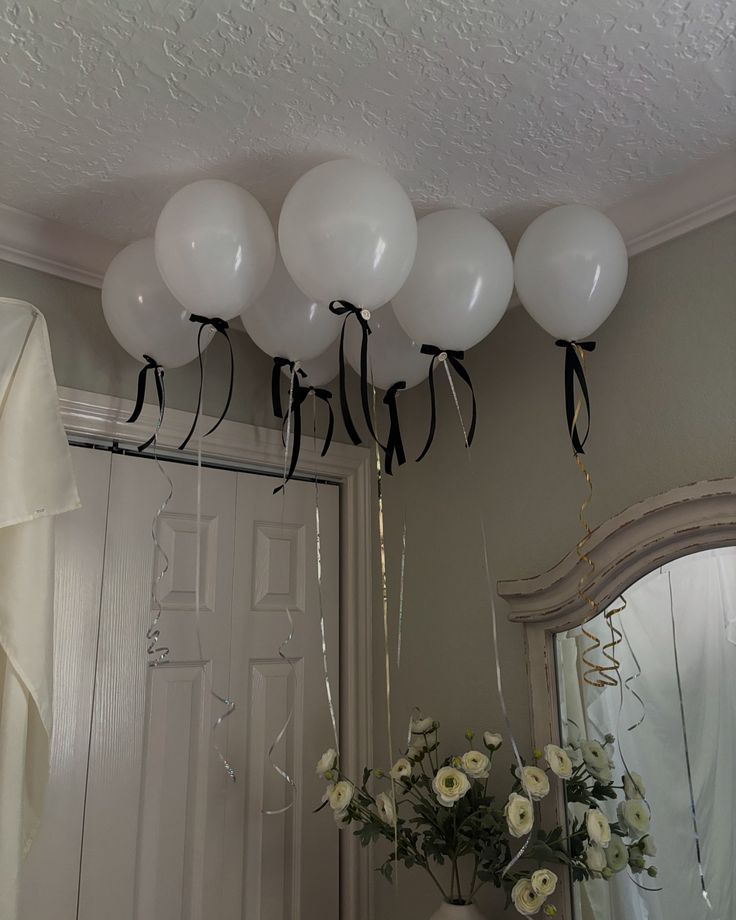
[619, 613, 646, 732]
[146, 371, 172, 665]
[666, 570, 713, 909]
[193, 376, 237, 782]
[264, 366, 298, 815]
[440, 359, 533, 874]
[396, 519, 407, 670]
[372, 382, 399, 879]
[313, 396, 339, 755]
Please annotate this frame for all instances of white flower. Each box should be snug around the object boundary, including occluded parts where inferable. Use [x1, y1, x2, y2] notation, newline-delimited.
[316, 748, 337, 778]
[505, 793, 534, 838]
[531, 868, 558, 896]
[566, 745, 583, 768]
[389, 757, 412, 781]
[606, 835, 628, 872]
[586, 809, 611, 847]
[520, 765, 550, 801]
[407, 739, 426, 760]
[585, 843, 607, 872]
[328, 780, 353, 812]
[410, 715, 435, 734]
[623, 772, 646, 800]
[544, 743, 573, 780]
[461, 750, 491, 779]
[641, 835, 657, 857]
[484, 731, 503, 750]
[511, 878, 545, 916]
[376, 791, 396, 827]
[618, 799, 650, 836]
[432, 766, 470, 807]
[580, 741, 607, 774]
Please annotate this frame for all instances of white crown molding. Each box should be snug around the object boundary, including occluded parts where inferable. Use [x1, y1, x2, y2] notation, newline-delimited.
[0, 150, 734, 289]
[606, 149, 736, 256]
[0, 202, 120, 288]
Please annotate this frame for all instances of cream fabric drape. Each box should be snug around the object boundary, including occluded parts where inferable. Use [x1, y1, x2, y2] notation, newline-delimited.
[559, 547, 736, 920]
[0, 299, 79, 920]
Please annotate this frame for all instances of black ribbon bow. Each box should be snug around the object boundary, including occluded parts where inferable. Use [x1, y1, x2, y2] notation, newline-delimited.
[178, 314, 234, 451]
[417, 345, 477, 462]
[271, 357, 305, 419]
[382, 381, 407, 475]
[126, 354, 165, 452]
[273, 374, 335, 494]
[328, 300, 379, 446]
[555, 339, 596, 455]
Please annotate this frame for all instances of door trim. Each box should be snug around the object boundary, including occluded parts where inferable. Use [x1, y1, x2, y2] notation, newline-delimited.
[58, 386, 374, 920]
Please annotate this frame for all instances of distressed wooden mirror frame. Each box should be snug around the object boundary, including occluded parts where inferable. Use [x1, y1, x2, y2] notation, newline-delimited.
[497, 477, 736, 914]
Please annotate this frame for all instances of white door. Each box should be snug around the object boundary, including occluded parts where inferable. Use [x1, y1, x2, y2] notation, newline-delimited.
[20, 447, 340, 920]
[19, 446, 112, 920]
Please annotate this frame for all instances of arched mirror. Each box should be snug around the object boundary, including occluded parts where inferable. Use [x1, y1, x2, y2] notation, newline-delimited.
[498, 479, 736, 920]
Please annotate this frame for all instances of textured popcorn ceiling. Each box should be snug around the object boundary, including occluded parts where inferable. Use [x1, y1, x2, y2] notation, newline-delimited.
[0, 0, 734, 245]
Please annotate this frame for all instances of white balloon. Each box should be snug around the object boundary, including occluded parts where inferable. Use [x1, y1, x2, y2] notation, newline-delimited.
[102, 238, 214, 367]
[514, 204, 628, 340]
[278, 159, 417, 310]
[392, 209, 513, 351]
[242, 254, 341, 361]
[283, 339, 340, 388]
[344, 303, 430, 391]
[155, 179, 276, 321]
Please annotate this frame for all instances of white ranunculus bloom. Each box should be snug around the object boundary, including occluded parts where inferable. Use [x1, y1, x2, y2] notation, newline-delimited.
[376, 790, 396, 826]
[566, 745, 583, 767]
[520, 765, 550, 800]
[531, 868, 558, 896]
[588, 762, 613, 784]
[484, 731, 503, 750]
[585, 843, 607, 872]
[461, 750, 491, 779]
[618, 799, 650, 836]
[328, 780, 354, 812]
[316, 748, 337, 778]
[641, 835, 657, 857]
[586, 809, 612, 847]
[580, 740, 608, 774]
[389, 757, 412, 781]
[511, 878, 545, 916]
[505, 793, 534, 838]
[432, 766, 471, 807]
[410, 715, 435, 734]
[544, 743, 573, 779]
[606, 835, 628, 872]
[623, 771, 646, 800]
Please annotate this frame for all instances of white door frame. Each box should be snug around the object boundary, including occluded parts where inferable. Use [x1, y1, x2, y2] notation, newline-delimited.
[57, 385, 374, 920]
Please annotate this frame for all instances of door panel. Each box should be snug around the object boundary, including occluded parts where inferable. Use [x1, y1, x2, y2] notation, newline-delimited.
[19, 446, 112, 920]
[78, 455, 237, 920]
[225, 474, 340, 920]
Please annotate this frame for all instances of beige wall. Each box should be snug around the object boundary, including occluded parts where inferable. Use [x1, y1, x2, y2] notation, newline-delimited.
[373, 213, 736, 917]
[1, 212, 734, 916]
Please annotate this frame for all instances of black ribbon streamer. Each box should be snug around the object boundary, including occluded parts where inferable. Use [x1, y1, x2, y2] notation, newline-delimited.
[126, 354, 165, 453]
[273, 378, 335, 494]
[555, 339, 596, 455]
[328, 301, 378, 446]
[179, 314, 234, 451]
[271, 357, 305, 419]
[417, 346, 477, 462]
[382, 381, 406, 475]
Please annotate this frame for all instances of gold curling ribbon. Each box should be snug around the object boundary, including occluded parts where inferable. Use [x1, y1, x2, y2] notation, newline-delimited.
[567, 343, 622, 689]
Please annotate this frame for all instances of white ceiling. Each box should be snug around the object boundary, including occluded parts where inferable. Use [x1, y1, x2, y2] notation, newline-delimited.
[0, 0, 734, 247]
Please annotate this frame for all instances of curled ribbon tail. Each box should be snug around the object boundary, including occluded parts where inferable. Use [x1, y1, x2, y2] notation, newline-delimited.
[417, 346, 476, 460]
[127, 356, 166, 452]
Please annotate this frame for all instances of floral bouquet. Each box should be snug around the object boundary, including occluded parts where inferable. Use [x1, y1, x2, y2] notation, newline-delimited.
[316, 715, 657, 916]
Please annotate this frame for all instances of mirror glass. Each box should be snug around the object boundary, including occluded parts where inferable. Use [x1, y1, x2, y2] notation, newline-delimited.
[555, 547, 736, 920]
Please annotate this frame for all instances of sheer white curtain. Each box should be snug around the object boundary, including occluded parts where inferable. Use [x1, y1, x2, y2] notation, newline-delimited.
[558, 547, 736, 920]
